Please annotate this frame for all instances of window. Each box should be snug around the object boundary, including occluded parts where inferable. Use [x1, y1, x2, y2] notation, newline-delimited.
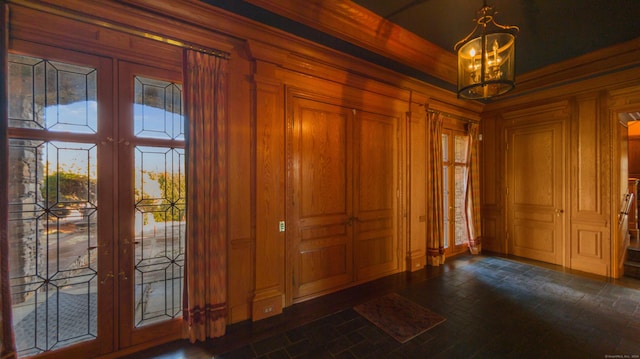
[442, 129, 469, 255]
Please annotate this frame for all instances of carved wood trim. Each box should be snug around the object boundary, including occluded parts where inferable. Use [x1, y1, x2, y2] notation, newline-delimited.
[244, 0, 457, 85]
[426, 98, 483, 122]
[253, 66, 286, 320]
[489, 39, 640, 103]
[501, 100, 570, 121]
[22, 0, 639, 105]
[11, 0, 238, 54]
[516, 38, 640, 91]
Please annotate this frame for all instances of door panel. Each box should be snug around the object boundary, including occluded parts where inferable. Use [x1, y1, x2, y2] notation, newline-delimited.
[290, 98, 353, 300]
[442, 129, 470, 256]
[7, 49, 114, 358]
[507, 122, 565, 264]
[355, 111, 398, 280]
[117, 62, 184, 347]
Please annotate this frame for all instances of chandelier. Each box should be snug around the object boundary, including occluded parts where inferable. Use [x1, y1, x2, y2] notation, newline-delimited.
[454, 1, 519, 99]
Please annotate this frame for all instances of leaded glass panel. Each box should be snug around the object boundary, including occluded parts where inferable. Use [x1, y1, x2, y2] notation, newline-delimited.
[8, 55, 97, 133]
[443, 165, 449, 249]
[442, 133, 449, 162]
[133, 146, 185, 327]
[454, 166, 469, 245]
[454, 135, 469, 163]
[8, 139, 98, 356]
[134, 76, 184, 140]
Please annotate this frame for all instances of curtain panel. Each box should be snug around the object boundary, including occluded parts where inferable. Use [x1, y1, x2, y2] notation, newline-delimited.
[182, 49, 229, 342]
[0, 3, 17, 358]
[465, 123, 482, 254]
[426, 112, 446, 266]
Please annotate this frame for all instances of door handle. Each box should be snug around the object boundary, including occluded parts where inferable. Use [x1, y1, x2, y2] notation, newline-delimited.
[100, 272, 114, 285]
[555, 209, 564, 216]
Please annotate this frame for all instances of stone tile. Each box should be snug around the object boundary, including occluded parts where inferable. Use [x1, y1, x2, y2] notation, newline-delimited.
[284, 338, 312, 358]
[337, 317, 369, 335]
[252, 334, 290, 357]
[137, 256, 640, 359]
[218, 345, 256, 359]
[325, 336, 353, 356]
[265, 348, 289, 359]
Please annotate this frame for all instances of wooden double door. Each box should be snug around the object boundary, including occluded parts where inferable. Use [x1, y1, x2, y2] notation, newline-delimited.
[287, 96, 399, 302]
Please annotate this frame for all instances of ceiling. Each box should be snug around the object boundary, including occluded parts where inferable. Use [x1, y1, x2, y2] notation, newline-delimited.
[208, 0, 640, 97]
[352, 0, 640, 76]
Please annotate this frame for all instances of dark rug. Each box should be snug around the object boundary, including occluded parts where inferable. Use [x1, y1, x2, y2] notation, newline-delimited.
[353, 292, 446, 343]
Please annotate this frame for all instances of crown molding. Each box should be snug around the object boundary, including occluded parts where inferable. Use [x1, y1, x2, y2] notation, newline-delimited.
[515, 37, 640, 94]
[243, 0, 457, 85]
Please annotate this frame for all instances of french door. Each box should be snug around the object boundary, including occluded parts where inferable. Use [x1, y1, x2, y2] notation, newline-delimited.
[116, 62, 185, 348]
[442, 128, 470, 256]
[7, 45, 184, 358]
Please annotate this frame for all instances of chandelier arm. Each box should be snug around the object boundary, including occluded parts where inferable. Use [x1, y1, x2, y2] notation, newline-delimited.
[454, 23, 481, 51]
[490, 22, 520, 33]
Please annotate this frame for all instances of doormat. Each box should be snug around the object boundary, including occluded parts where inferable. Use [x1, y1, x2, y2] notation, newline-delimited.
[353, 293, 446, 343]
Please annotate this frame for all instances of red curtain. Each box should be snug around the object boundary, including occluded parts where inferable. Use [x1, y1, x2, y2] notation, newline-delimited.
[0, 3, 17, 358]
[426, 112, 446, 266]
[182, 49, 229, 342]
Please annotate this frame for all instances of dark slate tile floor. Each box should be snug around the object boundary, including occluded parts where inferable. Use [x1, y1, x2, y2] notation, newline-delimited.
[128, 255, 640, 359]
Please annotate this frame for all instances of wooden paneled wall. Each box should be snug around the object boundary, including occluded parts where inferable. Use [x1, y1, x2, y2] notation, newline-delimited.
[482, 70, 640, 278]
[7, 0, 482, 331]
[8, 1, 640, 349]
[629, 136, 640, 178]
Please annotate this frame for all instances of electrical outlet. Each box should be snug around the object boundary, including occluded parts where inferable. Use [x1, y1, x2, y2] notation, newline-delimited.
[279, 221, 285, 232]
[263, 306, 273, 313]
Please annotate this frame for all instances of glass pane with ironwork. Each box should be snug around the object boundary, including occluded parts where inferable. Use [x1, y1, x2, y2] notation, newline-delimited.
[454, 166, 469, 245]
[134, 76, 184, 140]
[8, 55, 97, 133]
[443, 165, 449, 249]
[133, 146, 185, 327]
[454, 135, 469, 163]
[8, 139, 98, 356]
[441, 134, 449, 162]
